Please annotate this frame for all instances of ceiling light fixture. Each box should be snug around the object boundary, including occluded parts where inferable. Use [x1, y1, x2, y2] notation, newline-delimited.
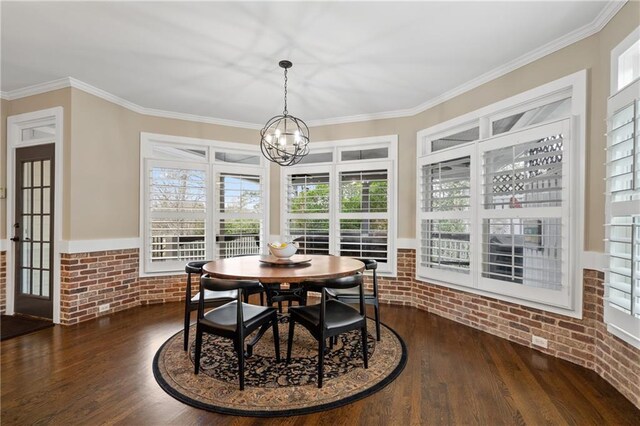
[260, 60, 310, 166]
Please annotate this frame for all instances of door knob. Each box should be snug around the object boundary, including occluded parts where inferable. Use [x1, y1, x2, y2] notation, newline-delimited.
[10, 236, 20, 242]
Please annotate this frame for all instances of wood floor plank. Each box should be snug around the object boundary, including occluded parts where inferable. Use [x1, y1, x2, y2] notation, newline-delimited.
[1, 302, 638, 425]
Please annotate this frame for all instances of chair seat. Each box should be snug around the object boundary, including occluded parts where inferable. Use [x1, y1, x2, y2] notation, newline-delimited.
[201, 301, 276, 332]
[191, 289, 238, 303]
[290, 300, 364, 331]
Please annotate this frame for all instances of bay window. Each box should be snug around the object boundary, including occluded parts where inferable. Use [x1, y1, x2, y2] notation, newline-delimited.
[417, 71, 585, 316]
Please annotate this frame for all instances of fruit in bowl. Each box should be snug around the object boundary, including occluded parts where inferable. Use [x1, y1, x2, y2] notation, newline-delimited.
[268, 242, 297, 259]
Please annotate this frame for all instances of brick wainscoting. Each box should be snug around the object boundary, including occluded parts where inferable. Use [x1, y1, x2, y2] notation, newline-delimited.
[0, 251, 6, 314]
[0, 247, 637, 407]
[60, 250, 140, 324]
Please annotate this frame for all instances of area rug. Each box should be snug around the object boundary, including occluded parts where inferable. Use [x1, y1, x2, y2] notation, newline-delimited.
[153, 317, 407, 417]
[1, 314, 54, 341]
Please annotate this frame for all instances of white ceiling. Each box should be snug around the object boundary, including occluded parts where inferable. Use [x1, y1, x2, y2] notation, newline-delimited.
[1, 1, 614, 127]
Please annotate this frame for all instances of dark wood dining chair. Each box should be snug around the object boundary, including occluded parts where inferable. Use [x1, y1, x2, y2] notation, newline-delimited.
[183, 259, 265, 351]
[327, 258, 381, 341]
[302, 258, 381, 341]
[286, 273, 368, 388]
[194, 275, 280, 391]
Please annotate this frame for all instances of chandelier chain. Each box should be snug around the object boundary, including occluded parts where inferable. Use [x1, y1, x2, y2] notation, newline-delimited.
[283, 67, 288, 115]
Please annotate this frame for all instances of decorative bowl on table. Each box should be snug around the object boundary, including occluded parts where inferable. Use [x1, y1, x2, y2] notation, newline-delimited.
[268, 242, 297, 258]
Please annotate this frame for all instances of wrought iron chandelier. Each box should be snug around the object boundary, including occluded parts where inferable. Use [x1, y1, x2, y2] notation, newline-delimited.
[260, 60, 310, 166]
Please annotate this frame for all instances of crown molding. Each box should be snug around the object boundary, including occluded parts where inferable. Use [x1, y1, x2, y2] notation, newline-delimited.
[1, 77, 72, 101]
[2, 77, 262, 130]
[0, 1, 626, 129]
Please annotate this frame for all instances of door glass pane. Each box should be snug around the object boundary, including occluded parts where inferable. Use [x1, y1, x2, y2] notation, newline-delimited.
[22, 215, 31, 241]
[33, 216, 41, 241]
[32, 243, 41, 268]
[43, 188, 50, 214]
[33, 188, 41, 214]
[22, 242, 31, 267]
[42, 243, 50, 269]
[43, 160, 51, 186]
[33, 161, 42, 186]
[42, 272, 50, 298]
[21, 269, 30, 293]
[23, 162, 32, 186]
[32, 270, 41, 295]
[43, 216, 50, 242]
[23, 189, 31, 213]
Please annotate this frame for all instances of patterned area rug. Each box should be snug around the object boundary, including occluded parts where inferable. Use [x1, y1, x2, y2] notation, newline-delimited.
[153, 317, 407, 417]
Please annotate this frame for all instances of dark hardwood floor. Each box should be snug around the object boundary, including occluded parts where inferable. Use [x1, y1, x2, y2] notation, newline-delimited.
[1, 301, 638, 425]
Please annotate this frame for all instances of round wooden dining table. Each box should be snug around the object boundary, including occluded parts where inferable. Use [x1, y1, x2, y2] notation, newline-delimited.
[202, 254, 365, 284]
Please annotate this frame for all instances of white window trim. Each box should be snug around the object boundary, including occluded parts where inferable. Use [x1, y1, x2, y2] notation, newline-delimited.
[610, 25, 640, 96]
[416, 70, 587, 318]
[280, 135, 398, 276]
[6, 107, 64, 324]
[139, 132, 270, 277]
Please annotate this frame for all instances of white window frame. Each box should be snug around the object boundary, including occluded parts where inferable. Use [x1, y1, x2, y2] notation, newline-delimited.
[139, 132, 269, 276]
[280, 135, 398, 276]
[605, 30, 640, 348]
[416, 70, 586, 318]
[610, 25, 640, 96]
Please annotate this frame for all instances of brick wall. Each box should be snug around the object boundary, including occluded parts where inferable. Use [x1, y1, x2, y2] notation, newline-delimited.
[60, 249, 140, 324]
[375, 249, 415, 306]
[0, 251, 6, 314]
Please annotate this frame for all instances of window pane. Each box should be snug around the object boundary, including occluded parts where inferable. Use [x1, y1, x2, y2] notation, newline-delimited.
[341, 147, 388, 161]
[217, 173, 261, 214]
[618, 39, 640, 90]
[483, 135, 563, 209]
[339, 219, 388, 263]
[215, 151, 260, 165]
[287, 219, 330, 255]
[150, 219, 205, 262]
[152, 146, 207, 161]
[297, 152, 333, 164]
[492, 98, 570, 135]
[482, 218, 562, 290]
[607, 101, 639, 201]
[287, 173, 330, 213]
[340, 170, 387, 213]
[422, 156, 470, 212]
[149, 167, 206, 213]
[431, 127, 479, 152]
[216, 219, 261, 258]
[420, 219, 470, 273]
[21, 123, 55, 142]
[606, 217, 639, 316]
